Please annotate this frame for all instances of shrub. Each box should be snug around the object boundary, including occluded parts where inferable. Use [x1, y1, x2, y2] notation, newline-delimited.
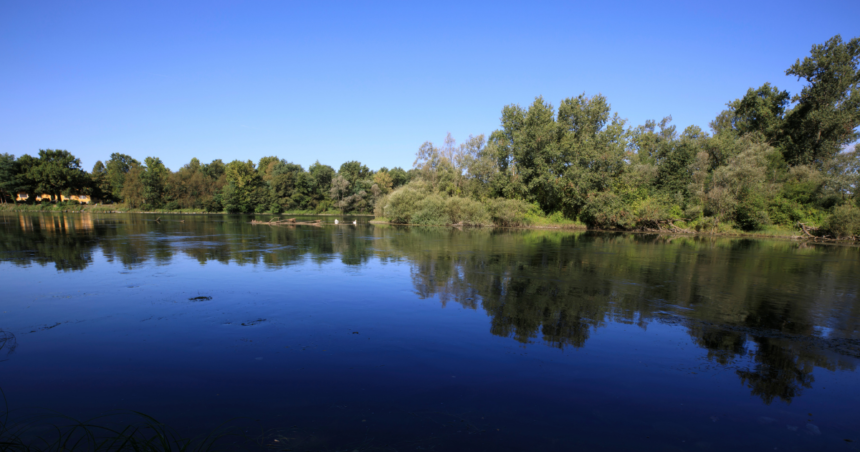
[373, 195, 387, 217]
[383, 185, 425, 223]
[767, 196, 804, 226]
[314, 200, 333, 214]
[824, 204, 860, 238]
[412, 195, 448, 225]
[580, 192, 633, 229]
[202, 198, 222, 212]
[164, 201, 180, 211]
[487, 198, 530, 227]
[634, 198, 670, 228]
[446, 196, 490, 225]
[735, 189, 769, 231]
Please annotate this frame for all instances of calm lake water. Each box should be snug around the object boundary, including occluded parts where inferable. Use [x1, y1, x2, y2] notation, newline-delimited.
[1, 212, 859, 451]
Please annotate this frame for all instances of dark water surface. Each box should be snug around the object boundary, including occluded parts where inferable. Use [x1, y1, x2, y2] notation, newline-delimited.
[1, 212, 859, 451]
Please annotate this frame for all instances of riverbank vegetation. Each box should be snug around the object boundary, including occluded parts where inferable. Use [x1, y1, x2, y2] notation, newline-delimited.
[1, 35, 858, 237]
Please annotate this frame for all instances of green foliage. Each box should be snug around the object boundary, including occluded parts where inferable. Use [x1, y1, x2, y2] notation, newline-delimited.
[0, 153, 20, 203]
[824, 203, 860, 238]
[388, 166, 410, 188]
[783, 35, 860, 165]
[445, 196, 491, 225]
[338, 161, 371, 187]
[710, 83, 790, 147]
[141, 157, 168, 208]
[379, 183, 519, 226]
[269, 160, 310, 210]
[120, 166, 145, 208]
[580, 191, 633, 229]
[411, 194, 449, 225]
[735, 188, 770, 231]
[486, 198, 531, 226]
[381, 184, 425, 223]
[221, 160, 269, 213]
[105, 153, 139, 201]
[488, 94, 628, 219]
[27, 149, 88, 203]
[767, 196, 805, 225]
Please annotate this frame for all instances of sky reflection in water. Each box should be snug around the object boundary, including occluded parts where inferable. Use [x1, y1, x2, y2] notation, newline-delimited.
[1, 212, 859, 451]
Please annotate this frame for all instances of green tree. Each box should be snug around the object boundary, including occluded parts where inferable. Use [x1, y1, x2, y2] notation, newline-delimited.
[202, 159, 226, 180]
[710, 83, 790, 147]
[330, 175, 350, 214]
[388, 167, 410, 188]
[166, 158, 225, 209]
[29, 149, 88, 202]
[309, 161, 336, 208]
[489, 94, 627, 218]
[257, 156, 279, 182]
[105, 153, 140, 201]
[269, 160, 312, 210]
[14, 155, 39, 202]
[120, 165, 146, 208]
[783, 35, 860, 165]
[556, 94, 628, 217]
[223, 160, 268, 212]
[338, 161, 371, 187]
[90, 161, 111, 203]
[140, 157, 168, 208]
[655, 125, 708, 200]
[0, 153, 20, 203]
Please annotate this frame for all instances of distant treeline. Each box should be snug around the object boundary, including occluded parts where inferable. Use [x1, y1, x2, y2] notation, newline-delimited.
[1, 35, 858, 234]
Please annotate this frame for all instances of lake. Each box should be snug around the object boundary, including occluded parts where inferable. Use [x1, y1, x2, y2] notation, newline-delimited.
[1, 212, 858, 451]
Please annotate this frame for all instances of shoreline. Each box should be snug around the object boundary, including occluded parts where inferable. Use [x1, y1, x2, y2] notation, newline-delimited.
[0, 206, 375, 217]
[3, 206, 855, 245]
[365, 220, 852, 245]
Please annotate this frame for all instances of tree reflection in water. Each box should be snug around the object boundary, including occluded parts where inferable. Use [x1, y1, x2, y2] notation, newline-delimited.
[2, 212, 859, 405]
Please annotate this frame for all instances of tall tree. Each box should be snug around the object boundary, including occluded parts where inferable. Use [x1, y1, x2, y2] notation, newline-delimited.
[783, 35, 860, 165]
[29, 149, 87, 202]
[710, 83, 790, 147]
[257, 156, 279, 182]
[309, 161, 335, 208]
[105, 153, 140, 201]
[223, 160, 268, 212]
[338, 161, 371, 187]
[269, 160, 310, 209]
[141, 157, 168, 208]
[0, 154, 19, 203]
[202, 159, 226, 180]
[90, 161, 111, 203]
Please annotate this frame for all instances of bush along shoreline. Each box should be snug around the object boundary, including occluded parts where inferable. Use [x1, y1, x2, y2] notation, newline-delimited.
[1, 35, 858, 241]
[5, 200, 855, 244]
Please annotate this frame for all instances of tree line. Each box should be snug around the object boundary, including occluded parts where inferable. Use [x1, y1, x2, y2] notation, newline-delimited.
[0, 149, 413, 215]
[1, 35, 858, 234]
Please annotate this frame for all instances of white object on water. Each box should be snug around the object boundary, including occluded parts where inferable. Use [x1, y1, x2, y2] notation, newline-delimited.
[353, 220, 357, 225]
[334, 219, 339, 224]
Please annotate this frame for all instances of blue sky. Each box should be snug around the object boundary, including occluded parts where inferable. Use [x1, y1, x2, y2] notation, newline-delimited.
[1, 1, 858, 172]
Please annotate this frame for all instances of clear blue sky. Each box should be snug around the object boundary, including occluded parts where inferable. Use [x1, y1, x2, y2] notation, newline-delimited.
[2, 1, 858, 172]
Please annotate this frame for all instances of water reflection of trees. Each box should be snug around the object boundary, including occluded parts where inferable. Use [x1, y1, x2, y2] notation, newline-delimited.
[2, 213, 859, 404]
[377, 227, 860, 404]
